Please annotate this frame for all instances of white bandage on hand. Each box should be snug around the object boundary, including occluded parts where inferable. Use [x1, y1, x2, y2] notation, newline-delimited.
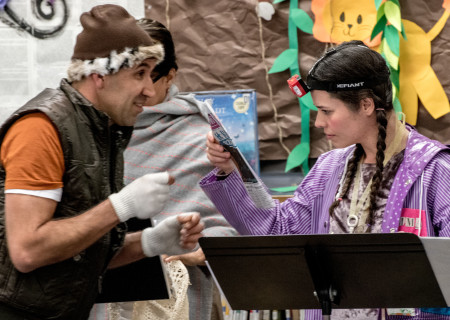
[108, 172, 170, 222]
[141, 215, 192, 257]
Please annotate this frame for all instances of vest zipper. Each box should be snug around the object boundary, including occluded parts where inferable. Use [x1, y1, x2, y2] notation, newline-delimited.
[98, 275, 103, 294]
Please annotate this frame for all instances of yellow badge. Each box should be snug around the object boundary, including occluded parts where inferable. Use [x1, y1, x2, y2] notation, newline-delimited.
[233, 96, 249, 114]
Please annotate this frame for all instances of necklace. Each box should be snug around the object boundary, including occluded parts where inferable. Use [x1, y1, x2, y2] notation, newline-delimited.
[346, 120, 408, 233]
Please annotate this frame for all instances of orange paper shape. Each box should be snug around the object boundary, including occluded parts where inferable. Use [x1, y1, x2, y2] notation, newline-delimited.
[399, 10, 450, 124]
[311, 0, 381, 47]
[310, 0, 450, 124]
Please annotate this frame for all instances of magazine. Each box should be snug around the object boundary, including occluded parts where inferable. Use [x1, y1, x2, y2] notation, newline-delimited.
[204, 101, 274, 209]
[191, 89, 260, 175]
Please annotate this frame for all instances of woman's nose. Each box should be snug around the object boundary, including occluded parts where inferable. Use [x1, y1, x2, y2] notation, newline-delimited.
[315, 113, 324, 128]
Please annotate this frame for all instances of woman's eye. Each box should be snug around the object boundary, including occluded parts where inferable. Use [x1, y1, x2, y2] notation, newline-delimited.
[150, 71, 161, 81]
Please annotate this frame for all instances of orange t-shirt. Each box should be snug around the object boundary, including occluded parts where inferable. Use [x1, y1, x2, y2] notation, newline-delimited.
[1, 113, 65, 190]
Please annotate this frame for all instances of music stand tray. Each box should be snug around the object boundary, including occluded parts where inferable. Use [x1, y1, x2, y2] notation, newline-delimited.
[199, 233, 450, 316]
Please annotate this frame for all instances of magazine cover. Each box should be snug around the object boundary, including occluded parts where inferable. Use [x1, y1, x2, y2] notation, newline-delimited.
[198, 93, 274, 209]
[191, 90, 260, 175]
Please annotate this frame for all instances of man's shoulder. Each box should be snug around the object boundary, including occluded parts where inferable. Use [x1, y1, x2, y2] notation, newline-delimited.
[25, 87, 62, 103]
[11, 88, 70, 121]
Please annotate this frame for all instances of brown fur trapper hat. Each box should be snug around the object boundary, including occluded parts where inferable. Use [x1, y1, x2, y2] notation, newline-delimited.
[67, 4, 164, 82]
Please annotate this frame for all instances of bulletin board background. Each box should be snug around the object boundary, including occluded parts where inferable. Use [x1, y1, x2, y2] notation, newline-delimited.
[145, 0, 450, 161]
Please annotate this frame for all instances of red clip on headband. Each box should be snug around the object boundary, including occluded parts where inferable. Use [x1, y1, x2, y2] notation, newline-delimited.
[287, 75, 310, 98]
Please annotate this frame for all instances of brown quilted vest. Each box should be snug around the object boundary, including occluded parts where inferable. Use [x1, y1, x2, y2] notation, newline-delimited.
[0, 80, 131, 319]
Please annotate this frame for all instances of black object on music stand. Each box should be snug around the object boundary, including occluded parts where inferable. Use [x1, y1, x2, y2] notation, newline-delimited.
[95, 218, 170, 303]
[199, 233, 450, 319]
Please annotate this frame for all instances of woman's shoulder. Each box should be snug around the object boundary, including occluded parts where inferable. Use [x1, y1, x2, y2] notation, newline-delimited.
[405, 129, 450, 166]
[302, 145, 355, 186]
[316, 144, 355, 167]
[423, 147, 450, 173]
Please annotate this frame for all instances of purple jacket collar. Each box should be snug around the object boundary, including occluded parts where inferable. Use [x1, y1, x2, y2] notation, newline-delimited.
[382, 127, 449, 233]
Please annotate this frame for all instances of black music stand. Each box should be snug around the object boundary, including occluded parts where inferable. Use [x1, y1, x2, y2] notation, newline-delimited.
[199, 233, 450, 319]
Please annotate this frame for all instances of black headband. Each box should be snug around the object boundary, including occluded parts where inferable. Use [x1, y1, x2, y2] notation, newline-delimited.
[306, 44, 390, 92]
[307, 76, 387, 92]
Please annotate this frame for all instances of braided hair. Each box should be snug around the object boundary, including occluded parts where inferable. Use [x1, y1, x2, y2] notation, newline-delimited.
[307, 40, 393, 229]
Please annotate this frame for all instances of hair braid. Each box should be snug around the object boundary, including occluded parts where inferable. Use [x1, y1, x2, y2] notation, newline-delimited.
[367, 110, 388, 228]
[329, 144, 364, 222]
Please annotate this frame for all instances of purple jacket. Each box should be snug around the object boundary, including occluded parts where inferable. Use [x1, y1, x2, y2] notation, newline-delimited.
[200, 128, 450, 320]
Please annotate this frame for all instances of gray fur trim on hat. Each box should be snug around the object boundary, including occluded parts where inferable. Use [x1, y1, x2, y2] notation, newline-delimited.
[67, 43, 164, 82]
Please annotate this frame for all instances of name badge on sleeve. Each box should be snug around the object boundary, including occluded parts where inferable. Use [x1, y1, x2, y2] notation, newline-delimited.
[387, 308, 416, 317]
[398, 208, 427, 236]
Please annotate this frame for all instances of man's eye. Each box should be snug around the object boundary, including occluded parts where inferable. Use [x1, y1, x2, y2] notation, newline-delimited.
[135, 70, 146, 78]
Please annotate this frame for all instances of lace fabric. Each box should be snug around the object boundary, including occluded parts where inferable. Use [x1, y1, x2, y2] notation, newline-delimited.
[108, 260, 190, 320]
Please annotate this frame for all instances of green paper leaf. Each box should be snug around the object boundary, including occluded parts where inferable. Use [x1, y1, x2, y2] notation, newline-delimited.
[390, 0, 400, 6]
[375, 0, 383, 10]
[380, 41, 386, 57]
[290, 8, 314, 34]
[380, 49, 388, 66]
[285, 142, 309, 172]
[389, 66, 400, 89]
[273, 0, 286, 3]
[376, 2, 386, 21]
[301, 92, 318, 111]
[382, 38, 398, 70]
[268, 48, 298, 74]
[371, 15, 387, 40]
[393, 96, 403, 114]
[384, 24, 400, 56]
[400, 20, 407, 40]
[384, 1, 402, 31]
[270, 185, 298, 193]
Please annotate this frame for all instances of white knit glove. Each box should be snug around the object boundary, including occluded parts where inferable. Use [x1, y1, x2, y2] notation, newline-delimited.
[108, 172, 170, 222]
[141, 215, 193, 257]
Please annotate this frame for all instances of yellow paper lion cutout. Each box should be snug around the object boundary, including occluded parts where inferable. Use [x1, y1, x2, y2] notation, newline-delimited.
[311, 0, 450, 125]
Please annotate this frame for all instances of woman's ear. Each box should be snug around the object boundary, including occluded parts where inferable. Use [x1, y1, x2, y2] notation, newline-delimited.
[165, 68, 177, 86]
[360, 97, 375, 115]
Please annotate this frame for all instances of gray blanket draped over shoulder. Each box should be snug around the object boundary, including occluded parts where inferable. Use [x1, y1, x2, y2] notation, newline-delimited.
[125, 84, 238, 319]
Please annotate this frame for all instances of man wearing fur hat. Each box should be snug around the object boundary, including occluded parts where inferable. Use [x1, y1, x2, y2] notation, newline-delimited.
[0, 4, 203, 319]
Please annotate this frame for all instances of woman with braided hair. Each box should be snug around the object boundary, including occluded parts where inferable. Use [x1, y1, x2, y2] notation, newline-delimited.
[200, 40, 450, 320]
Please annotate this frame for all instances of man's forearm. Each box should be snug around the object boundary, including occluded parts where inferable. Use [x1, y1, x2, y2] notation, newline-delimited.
[6, 195, 120, 273]
[108, 231, 145, 269]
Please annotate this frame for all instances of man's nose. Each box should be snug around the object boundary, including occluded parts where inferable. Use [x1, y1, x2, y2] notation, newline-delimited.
[142, 78, 156, 99]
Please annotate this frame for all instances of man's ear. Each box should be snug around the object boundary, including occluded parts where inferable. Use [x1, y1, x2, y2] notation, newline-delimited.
[360, 97, 375, 115]
[91, 73, 105, 88]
